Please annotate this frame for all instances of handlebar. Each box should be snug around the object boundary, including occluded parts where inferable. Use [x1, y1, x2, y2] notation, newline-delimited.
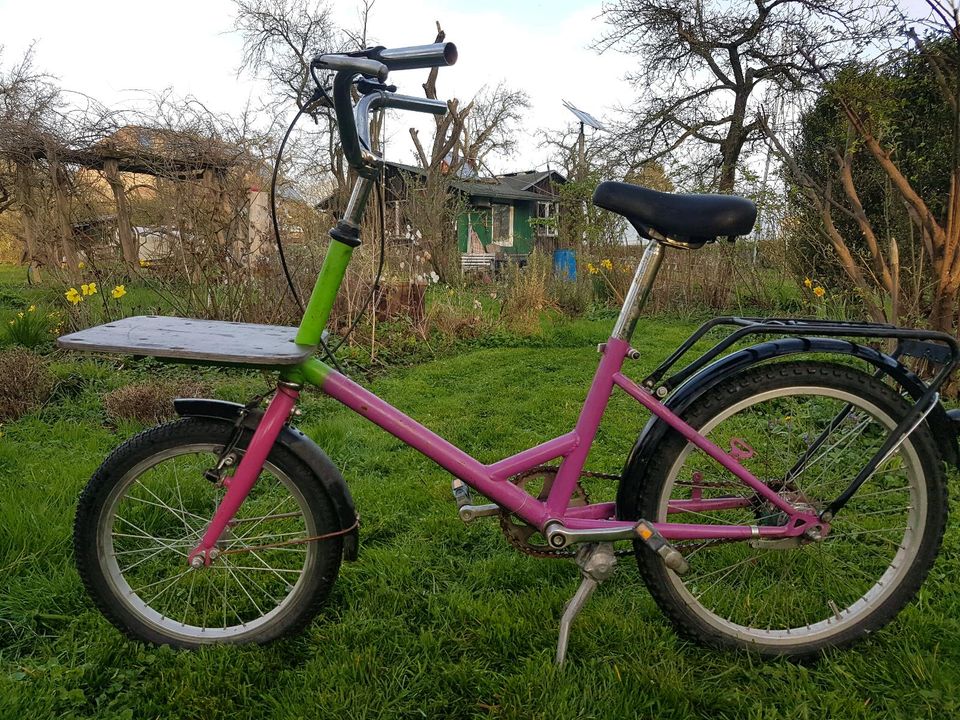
[312, 55, 388, 82]
[356, 93, 448, 151]
[368, 43, 458, 71]
[313, 42, 458, 175]
[311, 42, 457, 77]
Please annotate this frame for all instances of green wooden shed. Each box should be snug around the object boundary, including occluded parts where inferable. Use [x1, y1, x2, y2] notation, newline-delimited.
[383, 163, 565, 261]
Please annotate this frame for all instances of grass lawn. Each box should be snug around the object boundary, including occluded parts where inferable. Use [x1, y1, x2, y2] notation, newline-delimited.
[0, 298, 958, 718]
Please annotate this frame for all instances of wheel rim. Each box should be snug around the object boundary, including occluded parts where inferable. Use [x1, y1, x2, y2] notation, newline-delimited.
[656, 385, 927, 646]
[99, 443, 317, 642]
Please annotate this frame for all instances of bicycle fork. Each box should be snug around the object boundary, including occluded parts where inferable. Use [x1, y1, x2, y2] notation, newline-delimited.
[187, 383, 300, 567]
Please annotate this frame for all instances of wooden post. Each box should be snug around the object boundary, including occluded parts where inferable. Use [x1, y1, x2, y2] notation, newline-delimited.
[103, 158, 139, 272]
[47, 151, 80, 270]
[13, 163, 47, 276]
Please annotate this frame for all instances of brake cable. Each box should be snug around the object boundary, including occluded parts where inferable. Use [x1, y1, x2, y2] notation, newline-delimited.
[270, 71, 387, 371]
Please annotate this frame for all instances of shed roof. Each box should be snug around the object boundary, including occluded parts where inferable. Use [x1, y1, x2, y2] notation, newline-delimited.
[385, 162, 561, 203]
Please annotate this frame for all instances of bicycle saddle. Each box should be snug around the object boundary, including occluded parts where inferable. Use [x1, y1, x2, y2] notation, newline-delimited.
[592, 181, 757, 249]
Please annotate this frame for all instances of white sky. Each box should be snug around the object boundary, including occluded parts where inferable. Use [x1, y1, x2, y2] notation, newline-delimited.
[0, 0, 940, 175]
[0, 0, 627, 174]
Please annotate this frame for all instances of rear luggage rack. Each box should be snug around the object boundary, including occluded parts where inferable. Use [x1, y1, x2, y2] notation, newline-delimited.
[644, 316, 960, 395]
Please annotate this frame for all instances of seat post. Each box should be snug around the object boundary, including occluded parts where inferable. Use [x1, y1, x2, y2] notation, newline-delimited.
[611, 241, 665, 343]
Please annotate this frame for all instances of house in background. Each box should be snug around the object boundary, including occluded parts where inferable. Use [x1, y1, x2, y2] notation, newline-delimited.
[384, 163, 566, 270]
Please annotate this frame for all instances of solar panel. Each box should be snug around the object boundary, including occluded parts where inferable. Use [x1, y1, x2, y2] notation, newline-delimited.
[562, 100, 605, 131]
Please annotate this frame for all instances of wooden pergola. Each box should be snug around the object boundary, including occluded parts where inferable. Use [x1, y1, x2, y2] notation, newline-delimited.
[13, 125, 244, 273]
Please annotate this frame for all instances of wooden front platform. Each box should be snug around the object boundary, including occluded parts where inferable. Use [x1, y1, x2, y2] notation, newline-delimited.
[57, 316, 316, 366]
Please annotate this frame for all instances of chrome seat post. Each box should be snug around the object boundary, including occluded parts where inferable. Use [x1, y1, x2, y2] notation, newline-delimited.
[611, 241, 665, 343]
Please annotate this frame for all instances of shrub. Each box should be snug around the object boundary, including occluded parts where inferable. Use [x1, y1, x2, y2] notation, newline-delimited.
[5, 305, 58, 349]
[0, 348, 55, 421]
[500, 251, 555, 334]
[103, 379, 210, 425]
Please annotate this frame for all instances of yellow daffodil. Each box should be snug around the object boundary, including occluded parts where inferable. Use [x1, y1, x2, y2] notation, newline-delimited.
[77, 261, 86, 270]
[803, 277, 813, 288]
[111, 284, 127, 299]
[813, 286, 826, 298]
[65, 287, 82, 305]
[139, 259, 151, 268]
[16, 312, 23, 319]
[7, 320, 13, 325]
[81, 282, 97, 296]
[587, 262, 598, 275]
[27, 305, 35, 313]
[600, 258, 613, 271]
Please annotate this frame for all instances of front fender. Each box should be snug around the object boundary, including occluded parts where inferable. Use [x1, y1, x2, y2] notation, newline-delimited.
[617, 337, 959, 516]
[173, 398, 359, 561]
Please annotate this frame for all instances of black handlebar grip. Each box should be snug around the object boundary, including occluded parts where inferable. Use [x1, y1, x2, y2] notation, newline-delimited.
[371, 43, 457, 71]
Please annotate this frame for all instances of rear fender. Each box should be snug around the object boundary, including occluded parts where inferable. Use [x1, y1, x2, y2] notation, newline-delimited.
[173, 398, 359, 561]
[617, 338, 959, 517]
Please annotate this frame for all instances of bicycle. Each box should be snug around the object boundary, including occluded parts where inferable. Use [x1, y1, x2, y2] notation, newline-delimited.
[59, 42, 960, 664]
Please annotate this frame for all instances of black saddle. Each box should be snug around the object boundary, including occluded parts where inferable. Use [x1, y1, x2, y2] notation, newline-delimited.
[592, 181, 757, 249]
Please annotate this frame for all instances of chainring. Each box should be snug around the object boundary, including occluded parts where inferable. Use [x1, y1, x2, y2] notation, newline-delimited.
[498, 467, 589, 558]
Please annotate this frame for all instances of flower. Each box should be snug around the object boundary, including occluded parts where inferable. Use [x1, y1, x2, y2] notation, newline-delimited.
[81, 282, 97, 296]
[7, 320, 13, 325]
[65, 287, 82, 305]
[27, 305, 35, 313]
[600, 258, 613, 271]
[139, 259, 151, 268]
[803, 277, 813, 288]
[16, 312, 23, 319]
[111, 284, 127, 299]
[587, 262, 598, 275]
[77, 261, 86, 270]
[813, 286, 826, 298]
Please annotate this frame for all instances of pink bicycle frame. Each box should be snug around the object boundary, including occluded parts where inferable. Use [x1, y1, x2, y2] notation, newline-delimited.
[189, 333, 822, 564]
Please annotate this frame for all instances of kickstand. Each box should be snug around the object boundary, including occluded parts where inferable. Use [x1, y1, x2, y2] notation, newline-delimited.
[555, 543, 617, 666]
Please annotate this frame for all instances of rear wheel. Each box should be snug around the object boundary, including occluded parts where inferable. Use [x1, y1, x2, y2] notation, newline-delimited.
[624, 361, 947, 659]
[74, 418, 343, 648]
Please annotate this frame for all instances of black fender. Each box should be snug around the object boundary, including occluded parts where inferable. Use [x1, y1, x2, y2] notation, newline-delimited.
[173, 398, 359, 561]
[617, 337, 959, 516]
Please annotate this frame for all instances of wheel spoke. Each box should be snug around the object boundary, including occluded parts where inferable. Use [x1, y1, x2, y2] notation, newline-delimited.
[88, 438, 331, 645]
[646, 371, 934, 649]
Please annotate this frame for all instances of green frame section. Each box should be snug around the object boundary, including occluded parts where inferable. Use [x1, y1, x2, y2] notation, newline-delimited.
[295, 240, 354, 346]
[282, 356, 333, 387]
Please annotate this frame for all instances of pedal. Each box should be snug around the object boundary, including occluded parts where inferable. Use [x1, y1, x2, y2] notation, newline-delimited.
[451, 478, 472, 508]
[634, 520, 689, 575]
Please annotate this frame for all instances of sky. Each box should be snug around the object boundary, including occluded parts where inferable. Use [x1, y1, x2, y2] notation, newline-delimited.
[0, 0, 942, 175]
[0, 0, 628, 174]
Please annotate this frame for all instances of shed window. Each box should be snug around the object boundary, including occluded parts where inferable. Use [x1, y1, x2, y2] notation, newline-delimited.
[492, 204, 514, 246]
[536, 201, 559, 236]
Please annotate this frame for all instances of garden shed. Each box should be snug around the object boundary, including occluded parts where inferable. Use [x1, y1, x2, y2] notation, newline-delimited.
[383, 163, 565, 263]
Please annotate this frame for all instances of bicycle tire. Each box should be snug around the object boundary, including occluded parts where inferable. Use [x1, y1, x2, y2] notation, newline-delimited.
[621, 361, 947, 659]
[74, 417, 343, 648]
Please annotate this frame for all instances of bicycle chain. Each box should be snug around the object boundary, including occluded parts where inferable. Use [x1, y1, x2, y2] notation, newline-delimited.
[498, 467, 745, 560]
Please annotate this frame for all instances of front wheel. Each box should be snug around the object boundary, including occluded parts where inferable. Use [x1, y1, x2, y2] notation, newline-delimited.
[622, 361, 947, 659]
[74, 418, 343, 648]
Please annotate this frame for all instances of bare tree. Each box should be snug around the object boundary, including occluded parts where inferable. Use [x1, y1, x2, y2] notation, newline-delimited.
[765, 1, 960, 335]
[233, 0, 340, 108]
[596, 0, 894, 192]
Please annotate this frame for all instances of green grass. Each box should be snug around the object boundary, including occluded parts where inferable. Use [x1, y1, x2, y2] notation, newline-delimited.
[0, 313, 958, 720]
